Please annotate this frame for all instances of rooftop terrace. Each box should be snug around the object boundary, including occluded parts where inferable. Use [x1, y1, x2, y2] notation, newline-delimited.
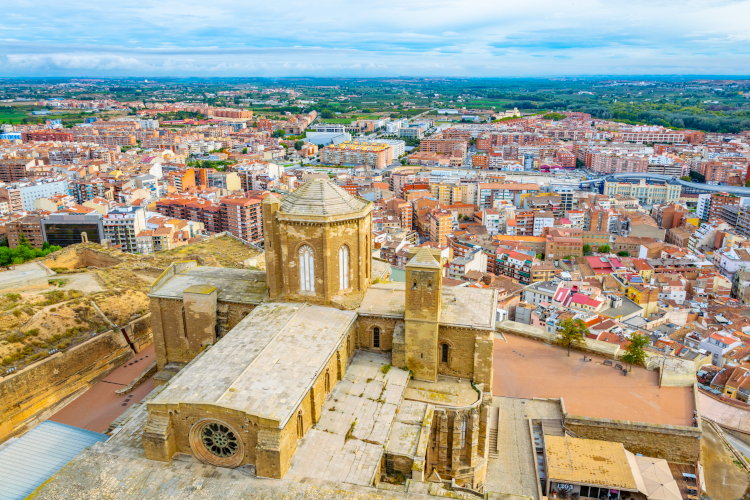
[493, 335, 695, 427]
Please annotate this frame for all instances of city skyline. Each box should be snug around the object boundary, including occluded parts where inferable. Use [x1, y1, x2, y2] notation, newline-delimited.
[2, 0, 750, 76]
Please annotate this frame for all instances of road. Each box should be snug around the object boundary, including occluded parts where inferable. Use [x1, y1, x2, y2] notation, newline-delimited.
[725, 432, 750, 460]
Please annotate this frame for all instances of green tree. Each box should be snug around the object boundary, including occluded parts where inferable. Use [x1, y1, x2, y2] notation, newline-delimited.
[681, 175, 692, 182]
[582, 243, 592, 255]
[621, 333, 649, 371]
[599, 244, 611, 254]
[557, 318, 589, 357]
[617, 250, 630, 257]
[272, 129, 285, 138]
[294, 140, 304, 151]
[242, 147, 248, 154]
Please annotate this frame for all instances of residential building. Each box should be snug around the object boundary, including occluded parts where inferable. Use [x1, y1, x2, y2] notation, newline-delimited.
[103, 206, 147, 253]
[0, 177, 69, 212]
[6, 215, 44, 248]
[603, 179, 681, 205]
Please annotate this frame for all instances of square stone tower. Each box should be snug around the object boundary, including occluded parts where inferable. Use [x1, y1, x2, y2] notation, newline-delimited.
[404, 247, 443, 382]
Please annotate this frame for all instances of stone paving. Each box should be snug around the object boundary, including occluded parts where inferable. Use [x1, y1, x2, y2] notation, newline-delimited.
[286, 351, 410, 486]
[699, 392, 750, 433]
[484, 397, 562, 500]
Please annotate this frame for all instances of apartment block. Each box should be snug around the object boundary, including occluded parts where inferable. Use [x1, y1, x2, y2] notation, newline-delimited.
[320, 141, 390, 168]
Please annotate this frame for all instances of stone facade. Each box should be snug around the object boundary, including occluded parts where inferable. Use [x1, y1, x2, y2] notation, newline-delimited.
[144, 179, 497, 488]
[263, 180, 373, 306]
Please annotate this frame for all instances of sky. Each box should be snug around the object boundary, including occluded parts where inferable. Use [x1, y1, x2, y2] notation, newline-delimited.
[1, 0, 750, 77]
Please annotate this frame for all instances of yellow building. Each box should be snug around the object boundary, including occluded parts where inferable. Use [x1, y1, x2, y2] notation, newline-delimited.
[320, 141, 391, 168]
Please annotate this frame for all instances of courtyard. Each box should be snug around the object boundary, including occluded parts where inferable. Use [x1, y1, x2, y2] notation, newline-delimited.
[493, 334, 695, 427]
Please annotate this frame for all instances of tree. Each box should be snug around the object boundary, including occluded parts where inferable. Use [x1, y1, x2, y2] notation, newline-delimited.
[242, 147, 248, 154]
[272, 129, 285, 138]
[582, 243, 592, 255]
[617, 250, 630, 257]
[557, 318, 588, 357]
[621, 333, 649, 371]
[294, 140, 304, 151]
[599, 244, 611, 254]
[681, 175, 692, 182]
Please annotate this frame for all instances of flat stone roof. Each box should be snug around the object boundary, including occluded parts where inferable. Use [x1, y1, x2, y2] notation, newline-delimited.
[148, 266, 267, 304]
[357, 283, 497, 330]
[150, 302, 356, 427]
[386, 400, 428, 457]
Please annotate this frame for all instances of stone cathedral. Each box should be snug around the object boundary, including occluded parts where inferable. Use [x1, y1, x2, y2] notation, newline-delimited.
[144, 178, 498, 490]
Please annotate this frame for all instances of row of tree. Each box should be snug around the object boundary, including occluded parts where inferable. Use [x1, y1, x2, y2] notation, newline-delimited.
[557, 318, 649, 370]
[0, 234, 61, 267]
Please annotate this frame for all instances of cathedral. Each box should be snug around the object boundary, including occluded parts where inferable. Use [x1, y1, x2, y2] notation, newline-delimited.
[144, 178, 498, 489]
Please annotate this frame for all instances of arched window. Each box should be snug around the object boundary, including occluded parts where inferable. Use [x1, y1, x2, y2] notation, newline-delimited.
[441, 343, 450, 364]
[325, 370, 331, 393]
[299, 245, 315, 292]
[338, 245, 349, 290]
[459, 415, 467, 450]
[373, 327, 380, 349]
[297, 411, 304, 439]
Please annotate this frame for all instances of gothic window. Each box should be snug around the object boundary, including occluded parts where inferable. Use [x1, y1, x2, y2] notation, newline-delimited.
[339, 245, 349, 290]
[441, 343, 450, 364]
[412, 281, 418, 290]
[373, 327, 380, 349]
[459, 415, 467, 450]
[299, 245, 315, 293]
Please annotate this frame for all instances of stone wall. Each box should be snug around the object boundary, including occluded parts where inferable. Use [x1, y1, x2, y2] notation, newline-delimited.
[151, 296, 257, 370]
[437, 326, 477, 380]
[356, 316, 398, 352]
[563, 415, 701, 463]
[146, 323, 356, 478]
[43, 245, 124, 270]
[0, 315, 152, 443]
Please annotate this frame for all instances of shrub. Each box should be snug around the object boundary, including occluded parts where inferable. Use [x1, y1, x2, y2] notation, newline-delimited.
[25, 329, 39, 337]
[5, 293, 20, 302]
[6, 333, 24, 343]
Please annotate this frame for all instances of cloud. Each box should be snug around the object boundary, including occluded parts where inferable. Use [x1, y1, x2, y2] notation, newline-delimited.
[0, 0, 749, 75]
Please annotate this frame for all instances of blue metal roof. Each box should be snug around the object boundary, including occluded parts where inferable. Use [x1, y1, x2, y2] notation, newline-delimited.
[0, 421, 106, 500]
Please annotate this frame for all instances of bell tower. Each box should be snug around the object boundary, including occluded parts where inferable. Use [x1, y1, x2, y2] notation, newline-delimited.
[404, 247, 443, 382]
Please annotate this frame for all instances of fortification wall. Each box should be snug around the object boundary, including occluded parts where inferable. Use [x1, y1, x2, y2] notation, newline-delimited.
[43, 245, 124, 270]
[564, 414, 701, 463]
[0, 314, 151, 444]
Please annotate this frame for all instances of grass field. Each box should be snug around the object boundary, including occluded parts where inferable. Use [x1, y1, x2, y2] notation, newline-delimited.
[0, 106, 39, 124]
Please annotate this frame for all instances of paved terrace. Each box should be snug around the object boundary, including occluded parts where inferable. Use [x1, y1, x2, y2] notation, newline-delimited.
[493, 335, 694, 427]
[49, 344, 156, 433]
[287, 351, 409, 486]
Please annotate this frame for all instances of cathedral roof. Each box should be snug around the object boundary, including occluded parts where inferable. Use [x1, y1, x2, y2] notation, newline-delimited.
[280, 179, 370, 217]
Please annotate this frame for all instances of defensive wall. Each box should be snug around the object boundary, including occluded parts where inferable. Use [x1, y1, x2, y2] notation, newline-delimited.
[0, 314, 152, 444]
[42, 245, 125, 270]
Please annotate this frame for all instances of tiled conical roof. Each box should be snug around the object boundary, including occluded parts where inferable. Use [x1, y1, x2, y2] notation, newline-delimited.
[280, 179, 370, 217]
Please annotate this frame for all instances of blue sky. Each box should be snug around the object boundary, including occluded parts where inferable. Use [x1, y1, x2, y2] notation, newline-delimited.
[1, 0, 750, 76]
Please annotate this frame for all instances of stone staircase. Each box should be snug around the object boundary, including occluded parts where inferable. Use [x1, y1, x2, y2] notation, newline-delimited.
[488, 406, 500, 459]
